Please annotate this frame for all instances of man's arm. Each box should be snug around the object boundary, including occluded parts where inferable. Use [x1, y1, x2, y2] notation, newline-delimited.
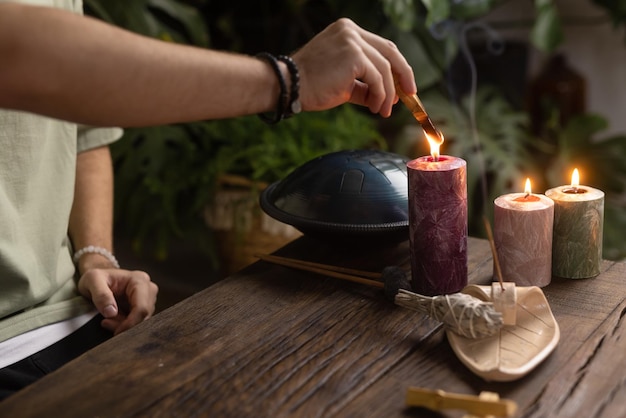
[0, 4, 416, 125]
[69, 145, 158, 335]
[68, 146, 115, 272]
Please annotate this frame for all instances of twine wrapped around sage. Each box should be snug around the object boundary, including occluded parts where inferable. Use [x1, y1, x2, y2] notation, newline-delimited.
[395, 289, 503, 339]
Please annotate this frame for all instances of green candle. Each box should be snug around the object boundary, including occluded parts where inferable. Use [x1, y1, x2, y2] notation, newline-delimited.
[545, 169, 604, 279]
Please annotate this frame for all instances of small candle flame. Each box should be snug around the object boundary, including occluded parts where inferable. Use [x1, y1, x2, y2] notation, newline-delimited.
[524, 178, 532, 196]
[571, 168, 580, 189]
[513, 177, 540, 202]
[426, 133, 442, 161]
[563, 167, 587, 194]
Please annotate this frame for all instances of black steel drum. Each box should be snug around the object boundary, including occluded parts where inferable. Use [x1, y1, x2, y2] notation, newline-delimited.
[260, 149, 410, 245]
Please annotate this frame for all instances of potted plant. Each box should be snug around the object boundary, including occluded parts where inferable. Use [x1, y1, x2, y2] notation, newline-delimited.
[112, 107, 385, 273]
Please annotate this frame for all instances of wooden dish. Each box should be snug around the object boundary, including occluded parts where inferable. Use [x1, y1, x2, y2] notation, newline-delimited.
[446, 284, 560, 382]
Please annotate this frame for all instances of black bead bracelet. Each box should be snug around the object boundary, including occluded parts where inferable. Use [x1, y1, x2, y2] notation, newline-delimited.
[256, 52, 301, 124]
[256, 52, 288, 125]
[277, 55, 301, 118]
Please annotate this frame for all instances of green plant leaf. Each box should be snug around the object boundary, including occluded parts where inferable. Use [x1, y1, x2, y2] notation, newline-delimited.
[85, 0, 207, 45]
[420, 0, 451, 27]
[450, 0, 499, 20]
[381, 0, 418, 31]
[530, 0, 564, 52]
[83, 0, 115, 22]
[603, 203, 626, 260]
[557, 114, 608, 153]
[148, 0, 210, 46]
[381, 25, 443, 90]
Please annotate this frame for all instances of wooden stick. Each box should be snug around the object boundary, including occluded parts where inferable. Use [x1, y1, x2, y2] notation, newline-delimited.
[393, 75, 443, 144]
[405, 387, 517, 417]
[483, 216, 504, 290]
[254, 253, 384, 288]
[255, 253, 382, 279]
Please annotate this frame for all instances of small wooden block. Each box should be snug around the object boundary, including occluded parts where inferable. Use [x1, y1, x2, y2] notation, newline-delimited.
[405, 387, 517, 417]
[491, 282, 517, 326]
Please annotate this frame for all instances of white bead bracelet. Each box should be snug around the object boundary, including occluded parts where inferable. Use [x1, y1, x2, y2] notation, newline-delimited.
[73, 245, 120, 269]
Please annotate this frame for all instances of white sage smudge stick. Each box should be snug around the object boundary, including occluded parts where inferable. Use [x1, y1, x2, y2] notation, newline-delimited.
[395, 289, 503, 339]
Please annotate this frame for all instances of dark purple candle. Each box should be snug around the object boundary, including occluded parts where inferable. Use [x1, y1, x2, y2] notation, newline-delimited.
[407, 155, 468, 296]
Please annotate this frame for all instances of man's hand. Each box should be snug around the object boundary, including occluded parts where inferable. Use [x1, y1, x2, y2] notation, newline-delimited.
[293, 18, 417, 118]
[77, 268, 158, 335]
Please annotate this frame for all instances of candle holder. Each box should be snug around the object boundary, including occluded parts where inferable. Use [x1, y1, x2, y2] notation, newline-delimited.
[407, 155, 468, 296]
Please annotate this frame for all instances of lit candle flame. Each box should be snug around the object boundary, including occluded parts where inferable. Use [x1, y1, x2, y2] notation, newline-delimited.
[524, 178, 532, 196]
[513, 177, 539, 202]
[426, 133, 442, 161]
[571, 168, 580, 189]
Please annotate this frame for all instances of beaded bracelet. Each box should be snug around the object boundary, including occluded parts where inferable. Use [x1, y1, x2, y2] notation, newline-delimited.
[277, 55, 301, 118]
[73, 245, 120, 269]
[256, 52, 288, 125]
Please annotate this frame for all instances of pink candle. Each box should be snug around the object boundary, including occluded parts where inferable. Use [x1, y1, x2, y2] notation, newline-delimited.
[494, 179, 554, 287]
[407, 155, 467, 296]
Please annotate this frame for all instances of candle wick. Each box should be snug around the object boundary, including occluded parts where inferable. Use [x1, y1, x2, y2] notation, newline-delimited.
[524, 192, 530, 198]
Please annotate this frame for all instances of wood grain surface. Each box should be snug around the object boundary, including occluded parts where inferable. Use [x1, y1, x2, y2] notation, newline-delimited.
[0, 237, 623, 418]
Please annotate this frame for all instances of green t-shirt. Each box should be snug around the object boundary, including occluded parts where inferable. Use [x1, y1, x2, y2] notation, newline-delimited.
[0, 0, 123, 342]
[0, 110, 122, 342]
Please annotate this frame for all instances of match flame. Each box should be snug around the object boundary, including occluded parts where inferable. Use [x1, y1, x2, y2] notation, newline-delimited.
[426, 132, 442, 161]
[571, 168, 580, 188]
[524, 178, 532, 195]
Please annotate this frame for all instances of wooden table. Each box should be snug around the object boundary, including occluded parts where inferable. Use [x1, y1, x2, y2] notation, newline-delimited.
[1, 236, 625, 417]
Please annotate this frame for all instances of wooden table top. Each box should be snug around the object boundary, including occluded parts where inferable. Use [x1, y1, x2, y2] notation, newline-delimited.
[1, 236, 625, 417]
